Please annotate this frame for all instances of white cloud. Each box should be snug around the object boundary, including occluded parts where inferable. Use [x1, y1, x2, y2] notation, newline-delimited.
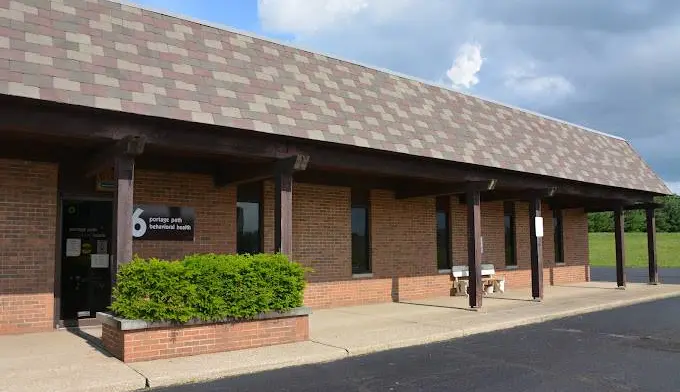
[257, 0, 411, 35]
[503, 62, 574, 103]
[446, 43, 483, 89]
[666, 182, 680, 195]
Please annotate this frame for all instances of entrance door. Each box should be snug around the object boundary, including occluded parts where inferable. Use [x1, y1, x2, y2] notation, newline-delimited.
[60, 200, 113, 324]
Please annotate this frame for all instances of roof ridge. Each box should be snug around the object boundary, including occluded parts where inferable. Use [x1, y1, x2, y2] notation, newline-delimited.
[117, 0, 626, 142]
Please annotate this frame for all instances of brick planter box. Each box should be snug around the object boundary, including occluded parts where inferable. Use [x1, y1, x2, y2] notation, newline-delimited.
[97, 307, 311, 363]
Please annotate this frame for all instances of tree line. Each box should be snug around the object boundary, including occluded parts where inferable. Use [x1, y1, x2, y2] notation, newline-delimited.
[588, 195, 680, 232]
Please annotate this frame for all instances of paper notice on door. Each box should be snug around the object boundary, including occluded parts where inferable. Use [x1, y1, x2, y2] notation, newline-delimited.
[65, 238, 81, 257]
[91, 254, 109, 268]
[96, 240, 108, 254]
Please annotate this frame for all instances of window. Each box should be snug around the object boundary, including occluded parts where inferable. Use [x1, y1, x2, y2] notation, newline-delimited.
[504, 201, 517, 267]
[553, 209, 564, 264]
[351, 188, 370, 274]
[436, 196, 451, 270]
[236, 181, 263, 254]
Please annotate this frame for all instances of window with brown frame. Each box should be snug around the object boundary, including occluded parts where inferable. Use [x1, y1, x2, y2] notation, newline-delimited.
[553, 209, 565, 264]
[351, 188, 371, 274]
[504, 201, 517, 267]
[436, 196, 452, 270]
[236, 181, 263, 254]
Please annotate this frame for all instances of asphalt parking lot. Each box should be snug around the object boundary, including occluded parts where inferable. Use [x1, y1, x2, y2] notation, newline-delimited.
[157, 295, 680, 392]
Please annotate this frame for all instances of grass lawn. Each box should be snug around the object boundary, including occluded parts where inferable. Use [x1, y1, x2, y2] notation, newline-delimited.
[589, 232, 680, 267]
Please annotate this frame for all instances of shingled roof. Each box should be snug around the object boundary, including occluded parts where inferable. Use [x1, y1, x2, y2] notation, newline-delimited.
[0, 0, 670, 194]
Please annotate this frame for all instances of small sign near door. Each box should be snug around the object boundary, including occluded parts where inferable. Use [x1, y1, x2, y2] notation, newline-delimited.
[90, 254, 109, 268]
[132, 205, 195, 241]
[65, 238, 81, 257]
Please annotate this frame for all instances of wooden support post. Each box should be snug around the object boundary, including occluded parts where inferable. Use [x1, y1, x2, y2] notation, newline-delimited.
[466, 190, 483, 309]
[274, 171, 293, 256]
[529, 198, 544, 300]
[614, 206, 626, 288]
[646, 207, 659, 285]
[112, 155, 135, 283]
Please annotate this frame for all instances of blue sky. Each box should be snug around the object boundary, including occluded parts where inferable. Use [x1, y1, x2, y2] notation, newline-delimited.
[132, 0, 289, 40]
[131, 0, 680, 193]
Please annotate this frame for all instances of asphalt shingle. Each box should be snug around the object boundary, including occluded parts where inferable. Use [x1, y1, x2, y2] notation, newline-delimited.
[0, 0, 670, 194]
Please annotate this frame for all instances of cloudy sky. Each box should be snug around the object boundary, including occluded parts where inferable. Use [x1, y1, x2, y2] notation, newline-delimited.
[135, 0, 679, 194]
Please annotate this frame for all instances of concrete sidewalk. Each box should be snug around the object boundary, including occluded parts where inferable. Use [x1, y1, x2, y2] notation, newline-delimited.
[2, 282, 679, 391]
[0, 327, 147, 392]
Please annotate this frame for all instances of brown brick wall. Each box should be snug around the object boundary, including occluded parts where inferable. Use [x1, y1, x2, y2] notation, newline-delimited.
[451, 200, 468, 265]
[564, 208, 589, 268]
[0, 159, 57, 334]
[299, 192, 590, 308]
[297, 188, 451, 307]
[102, 315, 309, 362]
[371, 190, 437, 278]
[499, 265, 590, 289]
[481, 201, 509, 269]
[130, 175, 589, 308]
[0, 163, 593, 334]
[292, 183, 351, 282]
[131, 174, 589, 306]
[132, 170, 236, 259]
[263, 180, 275, 253]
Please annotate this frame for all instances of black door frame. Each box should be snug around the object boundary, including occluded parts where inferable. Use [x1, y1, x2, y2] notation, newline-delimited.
[54, 193, 113, 328]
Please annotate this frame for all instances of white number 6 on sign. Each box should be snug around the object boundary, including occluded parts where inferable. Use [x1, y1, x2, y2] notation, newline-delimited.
[132, 208, 147, 238]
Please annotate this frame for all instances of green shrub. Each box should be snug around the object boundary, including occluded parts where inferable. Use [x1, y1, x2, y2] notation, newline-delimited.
[110, 253, 307, 323]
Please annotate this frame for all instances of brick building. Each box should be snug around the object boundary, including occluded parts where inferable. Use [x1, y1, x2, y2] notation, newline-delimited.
[0, 0, 670, 334]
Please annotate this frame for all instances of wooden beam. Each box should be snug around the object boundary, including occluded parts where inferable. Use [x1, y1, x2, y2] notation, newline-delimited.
[466, 190, 483, 309]
[614, 206, 626, 288]
[111, 154, 135, 287]
[0, 97, 294, 160]
[647, 208, 659, 284]
[395, 180, 497, 199]
[84, 135, 146, 178]
[274, 171, 293, 255]
[214, 154, 309, 187]
[529, 198, 544, 300]
[306, 145, 557, 188]
[481, 187, 557, 202]
[556, 185, 640, 201]
[294, 170, 400, 190]
[585, 202, 664, 213]
[0, 96, 664, 203]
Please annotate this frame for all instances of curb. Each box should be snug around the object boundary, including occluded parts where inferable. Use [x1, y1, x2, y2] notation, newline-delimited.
[140, 349, 347, 389]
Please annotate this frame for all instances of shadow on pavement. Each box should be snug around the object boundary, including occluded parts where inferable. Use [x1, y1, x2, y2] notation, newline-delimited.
[65, 327, 113, 357]
[552, 284, 620, 290]
[482, 296, 536, 303]
[396, 301, 475, 312]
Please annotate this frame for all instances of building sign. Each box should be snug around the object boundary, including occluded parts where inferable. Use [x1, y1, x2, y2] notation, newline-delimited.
[132, 205, 195, 241]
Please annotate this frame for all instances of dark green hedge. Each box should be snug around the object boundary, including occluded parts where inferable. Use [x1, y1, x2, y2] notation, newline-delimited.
[110, 253, 307, 323]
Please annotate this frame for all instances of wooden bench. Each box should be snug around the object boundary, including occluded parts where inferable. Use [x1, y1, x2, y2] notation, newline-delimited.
[451, 264, 505, 296]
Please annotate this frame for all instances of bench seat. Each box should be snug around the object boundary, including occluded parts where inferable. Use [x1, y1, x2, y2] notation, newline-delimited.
[451, 264, 505, 295]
